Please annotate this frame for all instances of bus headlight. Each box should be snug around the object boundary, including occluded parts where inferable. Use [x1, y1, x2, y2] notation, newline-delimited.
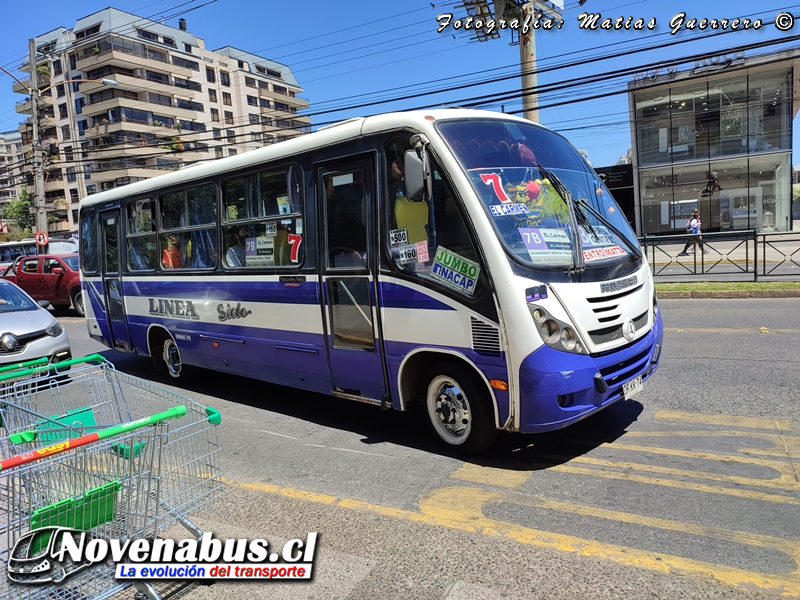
[528, 305, 587, 355]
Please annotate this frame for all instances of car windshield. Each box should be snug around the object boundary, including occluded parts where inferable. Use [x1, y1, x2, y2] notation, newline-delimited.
[438, 119, 639, 270]
[62, 256, 79, 271]
[0, 284, 37, 312]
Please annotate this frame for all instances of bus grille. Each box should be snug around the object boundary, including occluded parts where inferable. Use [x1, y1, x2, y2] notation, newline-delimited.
[598, 346, 652, 395]
[587, 310, 649, 345]
[470, 317, 502, 356]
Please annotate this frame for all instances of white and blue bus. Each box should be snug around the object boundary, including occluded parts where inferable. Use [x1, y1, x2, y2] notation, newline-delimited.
[79, 109, 663, 454]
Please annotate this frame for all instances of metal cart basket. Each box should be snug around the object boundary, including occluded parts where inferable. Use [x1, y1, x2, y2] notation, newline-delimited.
[0, 355, 224, 600]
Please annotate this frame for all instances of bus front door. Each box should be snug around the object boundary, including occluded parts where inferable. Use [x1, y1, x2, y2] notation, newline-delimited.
[100, 211, 133, 351]
[319, 160, 387, 402]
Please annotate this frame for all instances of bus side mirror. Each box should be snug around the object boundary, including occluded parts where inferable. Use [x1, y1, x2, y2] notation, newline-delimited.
[403, 147, 432, 202]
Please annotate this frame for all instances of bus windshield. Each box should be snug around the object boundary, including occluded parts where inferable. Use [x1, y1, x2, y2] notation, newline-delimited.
[438, 119, 639, 269]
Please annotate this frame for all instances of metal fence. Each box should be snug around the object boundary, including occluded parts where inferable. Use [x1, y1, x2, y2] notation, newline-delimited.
[639, 230, 800, 282]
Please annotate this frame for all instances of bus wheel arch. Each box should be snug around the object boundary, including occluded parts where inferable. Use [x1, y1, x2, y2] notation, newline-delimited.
[148, 326, 194, 380]
[399, 351, 499, 454]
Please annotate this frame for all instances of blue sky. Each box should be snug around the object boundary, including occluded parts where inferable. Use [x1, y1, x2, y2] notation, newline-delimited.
[0, 0, 797, 167]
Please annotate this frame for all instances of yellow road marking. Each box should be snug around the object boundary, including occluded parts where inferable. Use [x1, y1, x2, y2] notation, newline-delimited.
[655, 410, 794, 432]
[223, 477, 800, 596]
[450, 463, 531, 488]
[664, 327, 800, 335]
[547, 464, 799, 504]
[622, 430, 800, 460]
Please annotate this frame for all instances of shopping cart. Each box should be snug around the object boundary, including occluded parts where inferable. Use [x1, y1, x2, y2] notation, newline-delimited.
[0, 355, 225, 600]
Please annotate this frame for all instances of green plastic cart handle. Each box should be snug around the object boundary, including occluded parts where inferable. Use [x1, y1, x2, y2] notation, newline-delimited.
[0, 353, 107, 383]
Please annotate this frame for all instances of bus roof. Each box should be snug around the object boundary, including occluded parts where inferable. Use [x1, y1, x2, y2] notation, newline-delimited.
[80, 109, 538, 209]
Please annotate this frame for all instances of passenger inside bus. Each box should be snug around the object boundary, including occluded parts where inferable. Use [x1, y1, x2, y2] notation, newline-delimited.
[225, 227, 247, 267]
[161, 235, 182, 269]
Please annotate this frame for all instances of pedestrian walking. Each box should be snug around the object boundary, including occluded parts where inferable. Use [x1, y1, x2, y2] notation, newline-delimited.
[678, 209, 707, 256]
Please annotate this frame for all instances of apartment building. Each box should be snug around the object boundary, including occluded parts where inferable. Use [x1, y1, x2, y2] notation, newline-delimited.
[0, 131, 24, 202]
[12, 7, 311, 233]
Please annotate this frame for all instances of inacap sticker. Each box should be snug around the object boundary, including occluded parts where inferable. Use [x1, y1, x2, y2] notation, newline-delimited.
[431, 246, 479, 295]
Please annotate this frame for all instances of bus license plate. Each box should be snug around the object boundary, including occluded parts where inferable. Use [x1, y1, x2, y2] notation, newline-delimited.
[622, 376, 643, 399]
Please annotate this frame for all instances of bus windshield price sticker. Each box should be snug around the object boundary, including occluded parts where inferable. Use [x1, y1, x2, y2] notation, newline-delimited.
[394, 244, 417, 264]
[416, 240, 429, 263]
[264, 222, 277, 237]
[518, 228, 573, 264]
[245, 236, 275, 267]
[389, 228, 408, 247]
[431, 246, 480, 296]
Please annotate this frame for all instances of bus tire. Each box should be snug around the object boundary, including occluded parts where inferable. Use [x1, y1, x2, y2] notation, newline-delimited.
[161, 337, 195, 381]
[425, 363, 498, 455]
[71, 290, 85, 317]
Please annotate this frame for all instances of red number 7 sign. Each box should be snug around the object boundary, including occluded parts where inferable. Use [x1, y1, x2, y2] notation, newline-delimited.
[288, 234, 302, 263]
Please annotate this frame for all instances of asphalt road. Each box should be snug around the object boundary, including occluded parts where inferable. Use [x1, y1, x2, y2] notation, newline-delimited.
[56, 299, 800, 600]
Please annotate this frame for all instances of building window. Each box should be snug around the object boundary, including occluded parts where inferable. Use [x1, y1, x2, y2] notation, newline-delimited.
[66, 167, 77, 183]
[172, 56, 199, 71]
[136, 28, 159, 41]
[220, 71, 230, 87]
[274, 85, 287, 95]
[163, 36, 176, 47]
[249, 114, 260, 124]
[58, 103, 68, 119]
[64, 146, 74, 161]
[211, 108, 219, 122]
[208, 88, 217, 102]
[245, 77, 256, 88]
[255, 65, 267, 75]
[246, 95, 257, 106]
[267, 68, 282, 79]
[238, 60, 244, 69]
[228, 149, 237, 156]
[75, 98, 84, 114]
[53, 60, 63, 76]
[69, 54, 77, 71]
[206, 67, 216, 83]
[224, 111, 233, 125]
[61, 125, 71, 140]
[215, 147, 223, 159]
[78, 120, 87, 136]
[184, 43, 193, 54]
[251, 132, 262, 143]
[259, 98, 270, 109]
[149, 92, 172, 107]
[275, 102, 289, 112]
[222, 92, 232, 106]
[213, 128, 221, 138]
[258, 80, 269, 90]
[226, 130, 235, 142]
[74, 24, 101, 40]
[56, 84, 65, 98]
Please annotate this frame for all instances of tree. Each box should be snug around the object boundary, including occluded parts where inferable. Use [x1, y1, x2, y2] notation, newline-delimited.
[2, 186, 35, 239]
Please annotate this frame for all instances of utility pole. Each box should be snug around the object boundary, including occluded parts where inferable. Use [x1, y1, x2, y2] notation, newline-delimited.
[28, 38, 47, 244]
[518, 2, 538, 123]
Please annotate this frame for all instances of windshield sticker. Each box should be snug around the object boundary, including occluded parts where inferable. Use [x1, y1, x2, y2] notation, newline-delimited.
[416, 240, 429, 262]
[245, 236, 275, 267]
[480, 173, 511, 203]
[389, 227, 409, 247]
[393, 244, 418, 264]
[579, 225, 615, 248]
[583, 246, 627, 262]
[431, 246, 479, 295]
[489, 203, 529, 217]
[518, 228, 573, 264]
[264, 222, 277, 237]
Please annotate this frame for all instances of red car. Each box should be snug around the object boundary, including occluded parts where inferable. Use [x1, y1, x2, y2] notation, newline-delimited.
[0, 254, 84, 316]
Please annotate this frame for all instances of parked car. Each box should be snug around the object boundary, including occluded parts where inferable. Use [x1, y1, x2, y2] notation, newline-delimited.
[0, 279, 71, 367]
[0, 254, 83, 316]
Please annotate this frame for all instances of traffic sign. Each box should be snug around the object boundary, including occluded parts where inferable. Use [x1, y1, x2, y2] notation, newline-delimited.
[35, 231, 50, 247]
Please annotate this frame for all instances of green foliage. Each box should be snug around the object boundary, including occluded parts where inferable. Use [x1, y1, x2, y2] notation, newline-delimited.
[2, 186, 35, 238]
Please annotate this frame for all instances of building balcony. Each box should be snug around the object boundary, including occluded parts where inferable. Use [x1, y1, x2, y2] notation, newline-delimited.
[80, 72, 198, 99]
[48, 220, 71, 233]
[91, 166, 168, 184]
[83, 97, 200, 123]
[76, 49, 193, 81]
[12, 74, 50, 95]
[15, 96, 54, 114]
[44, 179, 65, 193]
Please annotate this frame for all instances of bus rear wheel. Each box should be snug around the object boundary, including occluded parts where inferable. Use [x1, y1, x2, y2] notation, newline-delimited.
[161, 338, 194, 381]
[425, 363, 497, 455]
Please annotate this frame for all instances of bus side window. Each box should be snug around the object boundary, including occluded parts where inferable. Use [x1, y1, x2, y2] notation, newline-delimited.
[386, 156, 483, 298]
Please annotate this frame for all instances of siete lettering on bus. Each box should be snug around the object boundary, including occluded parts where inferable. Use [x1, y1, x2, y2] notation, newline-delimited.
[431, 246, 479, 295]
[148, 298, 200, 320]
[217, 303, 253, 322]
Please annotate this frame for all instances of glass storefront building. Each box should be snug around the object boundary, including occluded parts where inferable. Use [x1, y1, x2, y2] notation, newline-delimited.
[630, 61, 794, 235]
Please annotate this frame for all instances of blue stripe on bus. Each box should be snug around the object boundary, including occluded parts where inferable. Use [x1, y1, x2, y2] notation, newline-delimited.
[379, 283, 455, 311]
[122, 280, 320, 304]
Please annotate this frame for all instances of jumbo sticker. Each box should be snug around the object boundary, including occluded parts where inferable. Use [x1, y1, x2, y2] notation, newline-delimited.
[431, 246, 480, 295]
[389, 227, 409, 247]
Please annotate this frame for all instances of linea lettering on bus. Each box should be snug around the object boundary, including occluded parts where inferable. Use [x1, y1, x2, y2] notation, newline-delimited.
[148, 298, 200, 320]
[217, 303, 252, 322]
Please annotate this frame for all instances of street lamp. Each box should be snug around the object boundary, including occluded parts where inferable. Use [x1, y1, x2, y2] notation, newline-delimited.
[1, 51, 119, 240]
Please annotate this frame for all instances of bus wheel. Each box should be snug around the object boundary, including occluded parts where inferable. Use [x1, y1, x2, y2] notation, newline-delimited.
[72, 291, 85, 317]
[425, 363, 497, 455]
[162, 338, 193, 380]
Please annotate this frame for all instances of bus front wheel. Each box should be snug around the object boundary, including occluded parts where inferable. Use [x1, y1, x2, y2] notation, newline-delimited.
[425, 363, 497, 455]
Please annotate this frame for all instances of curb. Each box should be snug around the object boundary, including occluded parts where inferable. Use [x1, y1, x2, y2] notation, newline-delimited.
[658, 289, 800, 299]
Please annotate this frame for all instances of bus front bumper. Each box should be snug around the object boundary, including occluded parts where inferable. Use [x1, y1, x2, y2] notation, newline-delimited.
[518, 312, 663, 433]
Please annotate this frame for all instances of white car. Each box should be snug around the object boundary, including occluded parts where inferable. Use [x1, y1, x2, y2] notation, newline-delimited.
[0, 280, 71, 366]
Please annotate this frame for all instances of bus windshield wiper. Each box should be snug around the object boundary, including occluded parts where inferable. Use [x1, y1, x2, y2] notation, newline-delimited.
[537, 164, 584, 274]
[537, 165, 641, 261]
